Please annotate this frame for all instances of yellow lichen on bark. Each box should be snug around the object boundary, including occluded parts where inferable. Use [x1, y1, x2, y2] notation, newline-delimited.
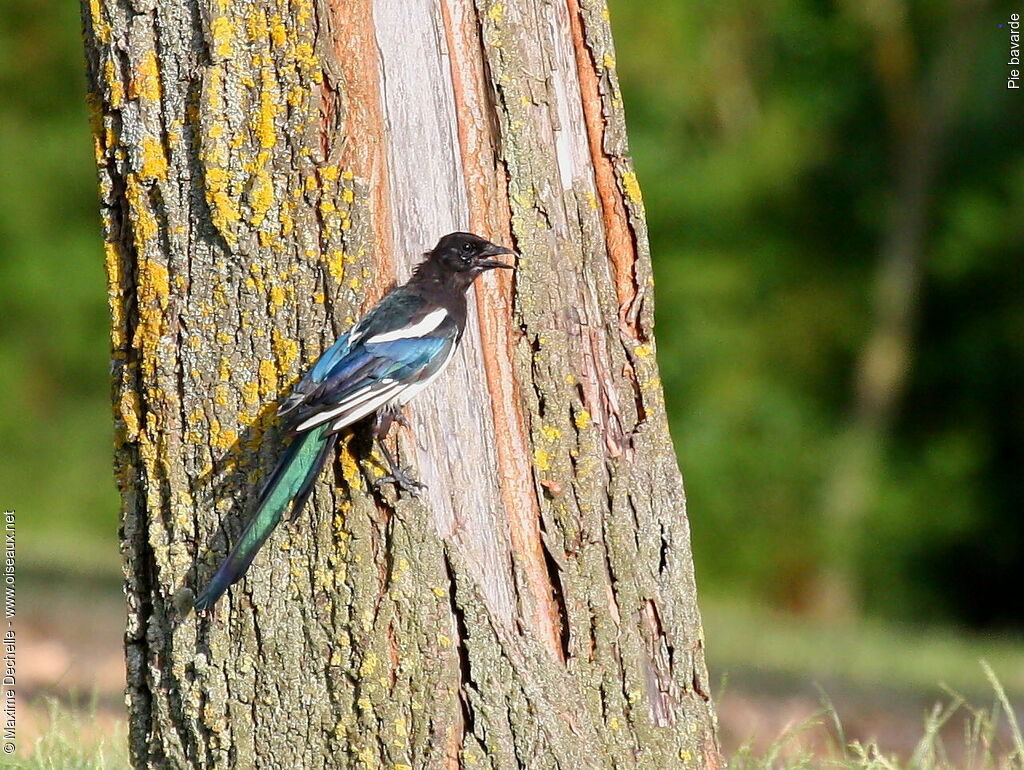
[130, 50, 162, 103]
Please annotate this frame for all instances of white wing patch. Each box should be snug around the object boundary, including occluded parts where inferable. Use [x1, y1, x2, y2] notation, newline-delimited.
[364, 308, 448, 344]
[327, 387, 407, 433]
[292, 305, 457, 433]
[294, 380, 403, 432]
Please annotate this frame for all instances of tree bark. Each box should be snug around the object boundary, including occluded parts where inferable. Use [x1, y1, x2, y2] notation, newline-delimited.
[82, 0, 720, 767]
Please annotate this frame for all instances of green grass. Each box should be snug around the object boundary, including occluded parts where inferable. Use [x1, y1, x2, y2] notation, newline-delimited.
[704, 597, 1024, 698]
[1, 701, 127, 770]
[729, 664, 1024, 769]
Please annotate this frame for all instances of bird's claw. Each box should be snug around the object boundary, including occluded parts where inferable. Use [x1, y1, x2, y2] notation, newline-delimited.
[373, 467, 426, 497]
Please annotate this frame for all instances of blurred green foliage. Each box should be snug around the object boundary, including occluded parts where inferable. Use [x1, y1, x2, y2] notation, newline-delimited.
[610, 0, 1023, 627]
[1, 0, 1020, 626]
[0, 2, 117, 564]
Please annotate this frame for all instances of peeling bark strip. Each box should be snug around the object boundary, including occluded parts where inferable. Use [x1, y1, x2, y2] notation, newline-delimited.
[563, 0, 640, 339]
[322, 0, 395, 307]
[82, 0, 719, 766]
[439, 0, 565, 664]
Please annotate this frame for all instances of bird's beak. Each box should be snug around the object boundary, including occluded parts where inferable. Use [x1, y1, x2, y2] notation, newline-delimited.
[476, 242, 516, 271]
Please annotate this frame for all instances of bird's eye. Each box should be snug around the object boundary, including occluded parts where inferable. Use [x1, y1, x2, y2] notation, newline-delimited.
[461, 242, 473, 253]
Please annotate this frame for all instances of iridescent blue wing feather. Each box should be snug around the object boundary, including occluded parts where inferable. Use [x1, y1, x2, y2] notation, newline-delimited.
[195, 290, 458, 611]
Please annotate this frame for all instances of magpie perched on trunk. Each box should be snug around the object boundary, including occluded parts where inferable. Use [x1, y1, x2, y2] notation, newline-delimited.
[193, 232, 514, 612]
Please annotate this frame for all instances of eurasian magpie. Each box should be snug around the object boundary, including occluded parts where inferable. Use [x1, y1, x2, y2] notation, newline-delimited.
[193, 232, 515, 611]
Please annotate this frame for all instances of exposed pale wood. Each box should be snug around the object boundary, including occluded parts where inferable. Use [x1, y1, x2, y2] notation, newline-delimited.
[372, 0, 520, 630]
[439, 0, 566, 664]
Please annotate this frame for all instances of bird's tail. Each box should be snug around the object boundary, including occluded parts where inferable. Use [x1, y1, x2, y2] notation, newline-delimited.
[193, 423, 337, 612]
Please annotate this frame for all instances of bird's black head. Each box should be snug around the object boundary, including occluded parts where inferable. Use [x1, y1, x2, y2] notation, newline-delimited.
[428, 232, 515, 277]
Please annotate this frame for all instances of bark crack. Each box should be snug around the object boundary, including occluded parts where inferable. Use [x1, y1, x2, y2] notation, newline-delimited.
[442, 549, 473, 757]
[539, 522, 571, 661]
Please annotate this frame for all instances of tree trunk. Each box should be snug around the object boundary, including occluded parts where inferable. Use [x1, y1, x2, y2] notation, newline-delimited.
[82, 0, 720, 767]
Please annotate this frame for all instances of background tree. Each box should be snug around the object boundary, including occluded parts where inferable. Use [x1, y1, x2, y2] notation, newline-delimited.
[81, 0, 720, 767]
[611, 0, 1021, 626]
[816, 0, 990, 620]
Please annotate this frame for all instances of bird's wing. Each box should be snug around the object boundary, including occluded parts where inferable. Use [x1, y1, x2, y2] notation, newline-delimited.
[276, 288, 421, 418]
[275, 329, 354, 418]
[281, 292, 461, 434]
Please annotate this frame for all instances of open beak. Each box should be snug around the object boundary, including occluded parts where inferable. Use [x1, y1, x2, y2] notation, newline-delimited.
[476, 242, 516, 270]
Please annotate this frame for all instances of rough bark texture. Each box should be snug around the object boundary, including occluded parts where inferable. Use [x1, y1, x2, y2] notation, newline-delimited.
[81, 0, 720, 767]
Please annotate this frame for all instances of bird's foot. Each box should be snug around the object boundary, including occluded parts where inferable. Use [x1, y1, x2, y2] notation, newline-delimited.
[373, 465, 426, 497]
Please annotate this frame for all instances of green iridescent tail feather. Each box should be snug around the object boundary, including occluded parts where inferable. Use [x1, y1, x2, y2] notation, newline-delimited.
[193, 424, 336, 612]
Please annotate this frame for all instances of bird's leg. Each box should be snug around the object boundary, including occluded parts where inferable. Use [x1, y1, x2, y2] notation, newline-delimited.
[390, 409, 411, 431]
[371, 406, 425, 497]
